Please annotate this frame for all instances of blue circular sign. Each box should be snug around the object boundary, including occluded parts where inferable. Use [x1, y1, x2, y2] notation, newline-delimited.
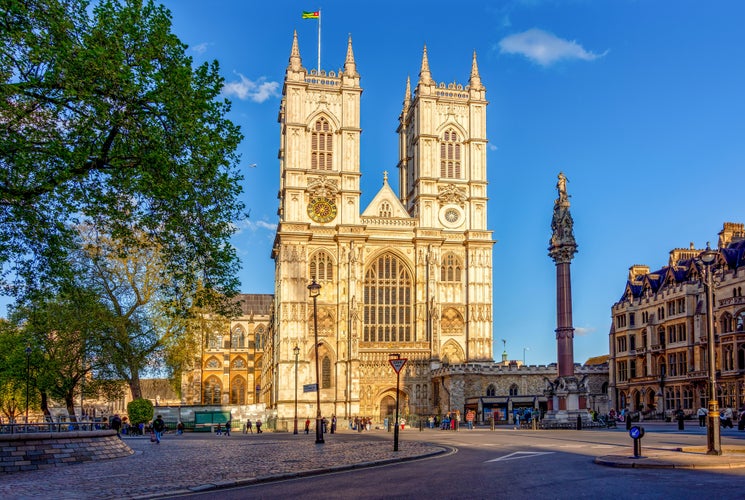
[629, 425, 644, 439]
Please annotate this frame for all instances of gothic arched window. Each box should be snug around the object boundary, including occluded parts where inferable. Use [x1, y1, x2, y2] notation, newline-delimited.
[440, 253, 463, 282]
[509, 384, 519, 396]
[255, 326, 265, 350]
[309, 251, 334, 282]
[486, 385, 497, 397]
[203, 376, 222, 404]
[311, 117, 333, 170]
[321, 356, 332, 388]
[230, 376, 246, 404]
[208, 333, 221, 350]
[736, 311, 745, 332]
[231, 326, 245, 349]
[440, 129, 462, 179]
[363, 253, 413, 343]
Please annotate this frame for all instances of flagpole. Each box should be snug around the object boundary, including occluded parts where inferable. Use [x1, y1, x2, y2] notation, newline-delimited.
[317, 9, 322, 72]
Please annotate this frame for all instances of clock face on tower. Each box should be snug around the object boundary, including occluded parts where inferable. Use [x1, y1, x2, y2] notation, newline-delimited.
[307, 196, 337, 223]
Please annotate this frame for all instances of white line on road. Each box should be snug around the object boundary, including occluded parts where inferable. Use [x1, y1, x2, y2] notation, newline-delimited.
[485, 451, 555, 463]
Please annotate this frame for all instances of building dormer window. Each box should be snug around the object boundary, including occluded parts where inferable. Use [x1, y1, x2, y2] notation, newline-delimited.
[440, 129, 462, 179]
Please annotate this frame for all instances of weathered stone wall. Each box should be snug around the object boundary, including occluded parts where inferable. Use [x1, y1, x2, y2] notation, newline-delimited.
[1, 430, 133, 473]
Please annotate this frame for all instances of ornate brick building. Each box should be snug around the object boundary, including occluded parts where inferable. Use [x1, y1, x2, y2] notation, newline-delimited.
[610, 222, 745, 416]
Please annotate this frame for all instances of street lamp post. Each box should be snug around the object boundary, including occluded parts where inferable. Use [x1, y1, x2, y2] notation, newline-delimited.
[700, 243, 722, 456]
[293, 345, 300, 435]
[308, 280, 324, 444]
[388, 353, 407, 452]
[25, 345, 31, 425]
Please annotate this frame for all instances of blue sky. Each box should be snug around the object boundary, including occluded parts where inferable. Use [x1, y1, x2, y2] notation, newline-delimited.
[7, 1, 742, 367]
[155, 0, 745, 366]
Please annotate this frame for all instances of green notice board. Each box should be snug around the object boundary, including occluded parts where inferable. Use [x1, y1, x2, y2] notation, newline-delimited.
[194, 411, 231, 431]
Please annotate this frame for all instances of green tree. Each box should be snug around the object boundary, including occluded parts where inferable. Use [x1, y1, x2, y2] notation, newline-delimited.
[9, 287, 120, 421]
[127, 398, 154, 426]
[0, 0, 244, 303]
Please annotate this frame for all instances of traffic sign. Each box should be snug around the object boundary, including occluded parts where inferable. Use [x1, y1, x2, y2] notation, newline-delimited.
[303, 383, 318, 393]
[389, 358, 408, 373]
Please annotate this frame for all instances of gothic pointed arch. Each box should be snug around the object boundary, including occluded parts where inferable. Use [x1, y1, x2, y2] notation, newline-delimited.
[230, 375, 247, 404]
[439, 127, 463, 179]
[231, 325, 246, 348]
[204, 356, 221, 370]
[440, 307, 464, 336]
[309, 115, 335, 171]
[440, 253, 463, 282]
[363, 251, 414, 343]
[203, 376, 222, 404]
[309, 250, 335, 283]
[441, 339, 465, 365]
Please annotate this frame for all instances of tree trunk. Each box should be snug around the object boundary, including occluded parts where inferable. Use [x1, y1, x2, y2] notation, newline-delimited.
[65, 392, 78, 422]
[40, 391, 52, 418]
[129, 370, 142, 400]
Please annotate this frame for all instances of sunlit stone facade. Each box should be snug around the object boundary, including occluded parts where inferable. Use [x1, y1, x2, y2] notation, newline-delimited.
[264, 33, 495, 427]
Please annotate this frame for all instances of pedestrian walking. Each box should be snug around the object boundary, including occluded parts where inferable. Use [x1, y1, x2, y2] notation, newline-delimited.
[331, 415, 337, 434]
[216, 423, 222, 436]
[152, 415, 165, 444]
[256, 419, 263, 433]
[697, 407, 707, 427]
[304, 418, 310, 434]
[246, 419, 253, 433]
[225, 418, 231, 436]
[177, 421, 184, 435]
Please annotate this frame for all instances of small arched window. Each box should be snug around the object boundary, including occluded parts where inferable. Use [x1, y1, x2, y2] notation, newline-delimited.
[310, 251, 334, 282]
[231, 326, 245, 349]
[486, 385, 497, 397]
[255, 326, 265, 350]
[509, 384, 519, 396]
[379, 201, 392, 218]
[440, 253, 463, 282]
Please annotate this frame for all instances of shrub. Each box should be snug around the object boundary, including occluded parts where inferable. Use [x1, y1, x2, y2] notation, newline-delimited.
[127, 398, 154, 426]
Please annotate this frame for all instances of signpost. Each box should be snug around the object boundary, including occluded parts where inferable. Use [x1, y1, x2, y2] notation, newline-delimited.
[389, 355, 408, 452]
[303, 383, 318, 393]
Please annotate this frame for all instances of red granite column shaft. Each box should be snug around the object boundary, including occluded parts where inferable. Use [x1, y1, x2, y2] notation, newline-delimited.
[555, 261, 575, 377]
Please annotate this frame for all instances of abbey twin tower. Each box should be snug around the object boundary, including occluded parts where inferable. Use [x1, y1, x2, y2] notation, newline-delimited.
[263, 32, 495, 424]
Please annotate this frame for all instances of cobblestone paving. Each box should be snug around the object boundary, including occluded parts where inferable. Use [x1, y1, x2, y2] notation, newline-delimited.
[0, 431, 442, 499]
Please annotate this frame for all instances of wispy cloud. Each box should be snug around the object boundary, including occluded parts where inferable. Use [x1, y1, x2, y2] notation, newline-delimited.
[574, 326, 596, 337]
[233, 218, 277, 236]
[498, 28, 607, 66]
[489, 144, 498, 151]
[190, 42, 210, 55]
[223, 74, 280, 103]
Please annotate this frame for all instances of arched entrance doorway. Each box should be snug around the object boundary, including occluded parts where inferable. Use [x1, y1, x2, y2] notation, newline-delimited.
[380, 395, 396, 422]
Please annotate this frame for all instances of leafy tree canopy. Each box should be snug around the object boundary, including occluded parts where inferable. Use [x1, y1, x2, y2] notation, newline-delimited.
[0, 0, 245, 303]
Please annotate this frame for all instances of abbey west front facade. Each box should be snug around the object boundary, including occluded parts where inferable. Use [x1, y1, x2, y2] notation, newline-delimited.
[264, 33, 495, 427]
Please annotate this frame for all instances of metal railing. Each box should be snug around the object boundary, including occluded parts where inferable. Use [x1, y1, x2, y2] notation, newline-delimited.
[0, 420, 111, 434]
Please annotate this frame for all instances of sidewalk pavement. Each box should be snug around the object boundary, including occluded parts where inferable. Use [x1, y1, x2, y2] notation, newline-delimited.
[596, 446, 745, 469]
[0, 430, 446, 499]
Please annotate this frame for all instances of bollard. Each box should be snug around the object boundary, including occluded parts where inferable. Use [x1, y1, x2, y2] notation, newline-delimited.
[629, 425, 645, 458]
[419, 419, 423, 432]
[490, 416, 495, 431]
[677, 414, 685, 430]
[576, 414, 582, 430]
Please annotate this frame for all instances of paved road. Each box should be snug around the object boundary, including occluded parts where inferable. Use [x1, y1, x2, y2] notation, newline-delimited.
[2, 421, 744, 499]
[171, 422, 745, 500]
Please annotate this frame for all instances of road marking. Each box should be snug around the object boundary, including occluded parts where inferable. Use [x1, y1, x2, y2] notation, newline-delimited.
[485, 451, 555, 463]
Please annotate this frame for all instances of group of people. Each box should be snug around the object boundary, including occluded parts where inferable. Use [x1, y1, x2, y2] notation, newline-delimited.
[241, 418, 263, 434]
[696, 406, 744, 429]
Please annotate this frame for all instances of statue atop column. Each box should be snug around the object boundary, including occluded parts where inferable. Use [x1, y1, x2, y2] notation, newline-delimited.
[549, 172, 577, 263]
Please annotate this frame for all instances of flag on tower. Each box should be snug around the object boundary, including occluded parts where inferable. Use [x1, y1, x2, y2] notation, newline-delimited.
[302, 11, 320, 19]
